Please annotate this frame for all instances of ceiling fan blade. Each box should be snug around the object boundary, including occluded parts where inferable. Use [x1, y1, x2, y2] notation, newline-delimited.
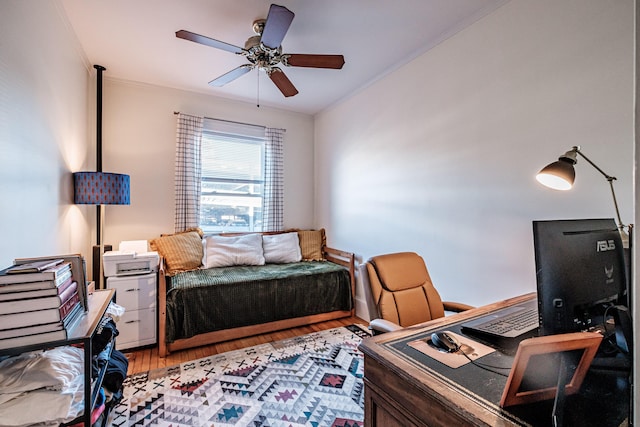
[268, 68, 298, 97]
[176, 30, 244, 54]
[260, 4, 295, 49]
[284, 54, 345, 69]
[209, 64, 254, 87]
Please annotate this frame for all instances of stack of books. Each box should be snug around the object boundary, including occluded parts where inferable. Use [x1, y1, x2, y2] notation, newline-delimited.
[0, 259, 84, 349]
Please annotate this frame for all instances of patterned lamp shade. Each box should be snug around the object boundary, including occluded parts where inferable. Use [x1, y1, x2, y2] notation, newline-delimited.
[73, 172, 130, 205]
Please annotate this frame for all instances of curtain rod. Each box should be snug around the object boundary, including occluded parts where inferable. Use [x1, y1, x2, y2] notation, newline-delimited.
[174, 111, 282, 132]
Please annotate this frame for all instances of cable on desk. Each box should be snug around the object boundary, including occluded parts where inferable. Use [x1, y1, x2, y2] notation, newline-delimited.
[458, 348, 511, 377]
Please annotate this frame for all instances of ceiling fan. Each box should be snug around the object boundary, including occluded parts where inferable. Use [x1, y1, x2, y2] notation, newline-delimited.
[176, 3, 345, 98]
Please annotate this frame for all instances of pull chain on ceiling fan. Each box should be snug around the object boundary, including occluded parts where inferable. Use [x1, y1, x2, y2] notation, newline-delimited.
[176, 4, 345, 98]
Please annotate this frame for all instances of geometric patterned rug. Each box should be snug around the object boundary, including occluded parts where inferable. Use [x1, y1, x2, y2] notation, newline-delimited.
[110, 325, 370, 427]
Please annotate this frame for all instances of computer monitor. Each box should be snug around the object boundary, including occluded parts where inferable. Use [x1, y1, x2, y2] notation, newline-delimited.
[533, 218, 627, 336]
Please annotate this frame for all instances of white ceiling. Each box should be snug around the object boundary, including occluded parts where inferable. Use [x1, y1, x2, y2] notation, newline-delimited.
[59, 0, 509, 115]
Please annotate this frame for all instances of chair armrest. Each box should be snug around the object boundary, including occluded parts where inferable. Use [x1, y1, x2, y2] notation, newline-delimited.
[443, 301, 475, 312]
[369, 318, 403, 334]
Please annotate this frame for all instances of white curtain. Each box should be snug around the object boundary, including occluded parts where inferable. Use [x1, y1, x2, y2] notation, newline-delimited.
[174, 113, 203, 232]
[262, 128, 285, 232]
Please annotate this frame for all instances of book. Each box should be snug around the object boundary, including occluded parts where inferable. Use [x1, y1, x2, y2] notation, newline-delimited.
[0, 301, 82, 344]
[5, 259, 63, 274]
[0, 298, 83, 338]
[60, 300, 84, 329]
[0, 262, 72, 286]
[0, 275, 76, 301]
[13, 254, 88, 312]
[0, 291, 80, 330]
[0, 321, 63, 340]
[0, 310, 83, 350]
[0, 267, 73, 294]
[58, 290, 80, 320]
[0, 281, 78, 315]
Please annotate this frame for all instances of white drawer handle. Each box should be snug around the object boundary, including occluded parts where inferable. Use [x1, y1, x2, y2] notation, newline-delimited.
[125, 288, 140, 292]
[125, 320, 141, 324]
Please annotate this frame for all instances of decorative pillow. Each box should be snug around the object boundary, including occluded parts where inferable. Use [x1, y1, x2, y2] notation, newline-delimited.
[203, 234, 265, 268]
[149, 229, 203, 276]
[262, 232, 302, 264]
[296, 229, 326, 261]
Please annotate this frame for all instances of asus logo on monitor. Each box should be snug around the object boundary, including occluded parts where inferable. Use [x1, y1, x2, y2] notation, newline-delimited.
[597, 240, 616, 252]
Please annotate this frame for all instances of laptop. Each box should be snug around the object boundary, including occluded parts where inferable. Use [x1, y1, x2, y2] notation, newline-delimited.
[461, 298, 539, 339]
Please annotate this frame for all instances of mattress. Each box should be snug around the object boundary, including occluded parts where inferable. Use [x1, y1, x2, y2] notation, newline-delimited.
[164, 261, 352, 342]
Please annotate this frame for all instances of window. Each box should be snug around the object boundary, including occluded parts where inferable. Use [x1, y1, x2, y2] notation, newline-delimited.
[199, 120, 265, 233]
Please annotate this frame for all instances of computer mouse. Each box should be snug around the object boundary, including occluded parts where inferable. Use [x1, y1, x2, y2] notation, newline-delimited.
[431, 331, 460, 353]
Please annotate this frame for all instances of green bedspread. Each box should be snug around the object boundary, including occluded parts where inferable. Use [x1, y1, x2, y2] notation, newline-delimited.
[165, 261, 352, 343]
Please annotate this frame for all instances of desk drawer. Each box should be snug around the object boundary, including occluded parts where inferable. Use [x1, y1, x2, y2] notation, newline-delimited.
[116, 308, 156, 350]
[107, 274, 156, 311]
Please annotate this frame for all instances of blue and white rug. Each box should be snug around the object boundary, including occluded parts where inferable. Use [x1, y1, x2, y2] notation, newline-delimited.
[112, 325, 369, 427]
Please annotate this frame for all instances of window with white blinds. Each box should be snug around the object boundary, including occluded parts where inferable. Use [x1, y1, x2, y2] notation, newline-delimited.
[200, 119, 265, 232]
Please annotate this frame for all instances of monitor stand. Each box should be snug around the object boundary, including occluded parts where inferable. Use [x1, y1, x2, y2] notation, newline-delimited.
[590, 353, 631, 371]
[611, 305, 633, 355]
[551, 359, 570, 427]
[589, 306, 632, 372]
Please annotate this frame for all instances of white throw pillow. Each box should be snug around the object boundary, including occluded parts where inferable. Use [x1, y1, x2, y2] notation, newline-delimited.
[262, 232, 302, 264]
[203, 234, 265, 268]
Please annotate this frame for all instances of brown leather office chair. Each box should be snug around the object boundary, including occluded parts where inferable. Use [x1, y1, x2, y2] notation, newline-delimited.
[361, 252, 474, 333]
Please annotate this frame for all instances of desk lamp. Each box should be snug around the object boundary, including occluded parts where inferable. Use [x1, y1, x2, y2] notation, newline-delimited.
[536, 145, 628, 242]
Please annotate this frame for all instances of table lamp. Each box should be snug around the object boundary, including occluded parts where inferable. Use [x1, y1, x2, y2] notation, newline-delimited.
[73, 171, 130, 289]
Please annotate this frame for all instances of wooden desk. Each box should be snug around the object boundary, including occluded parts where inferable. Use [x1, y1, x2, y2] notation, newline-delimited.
[358, 293, 631, 427]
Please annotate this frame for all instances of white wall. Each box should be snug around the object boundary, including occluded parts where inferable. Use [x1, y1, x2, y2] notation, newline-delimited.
[100, 79, 315, 251]
[0, 1, 92, 267]
[315, 0, 635, 317]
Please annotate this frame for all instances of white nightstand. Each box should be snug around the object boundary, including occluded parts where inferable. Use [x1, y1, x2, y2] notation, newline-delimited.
[106, 272, 157, 350]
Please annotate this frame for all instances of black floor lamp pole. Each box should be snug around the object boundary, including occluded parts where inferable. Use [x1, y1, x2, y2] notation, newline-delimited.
[94, 65, 105, 246]
[94, 64, 106, 288]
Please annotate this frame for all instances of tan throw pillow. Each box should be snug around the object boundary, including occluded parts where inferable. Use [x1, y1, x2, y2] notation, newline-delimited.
[149, 230, 203, 276]
[296, 229, 326, 261]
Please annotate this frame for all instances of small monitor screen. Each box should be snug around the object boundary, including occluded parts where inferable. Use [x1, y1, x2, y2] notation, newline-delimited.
[533, 218, 627, 336]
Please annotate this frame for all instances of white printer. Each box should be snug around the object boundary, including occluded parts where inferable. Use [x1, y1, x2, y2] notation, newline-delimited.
[103, 241, 159, 350]
[103, 250, 159, 276]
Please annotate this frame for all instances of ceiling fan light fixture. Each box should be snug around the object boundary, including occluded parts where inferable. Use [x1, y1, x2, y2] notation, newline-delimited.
[244, 35, 262, 50]
[252, 19, 266, 35]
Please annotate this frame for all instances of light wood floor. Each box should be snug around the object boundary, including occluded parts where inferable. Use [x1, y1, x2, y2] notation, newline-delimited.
[123, 316, 368, 375]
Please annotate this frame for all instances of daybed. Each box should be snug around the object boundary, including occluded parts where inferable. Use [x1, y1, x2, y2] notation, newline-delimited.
[150, 228, 355, 357]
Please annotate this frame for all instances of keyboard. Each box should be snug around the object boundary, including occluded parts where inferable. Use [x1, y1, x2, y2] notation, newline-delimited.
[461, 299, 539, 339]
